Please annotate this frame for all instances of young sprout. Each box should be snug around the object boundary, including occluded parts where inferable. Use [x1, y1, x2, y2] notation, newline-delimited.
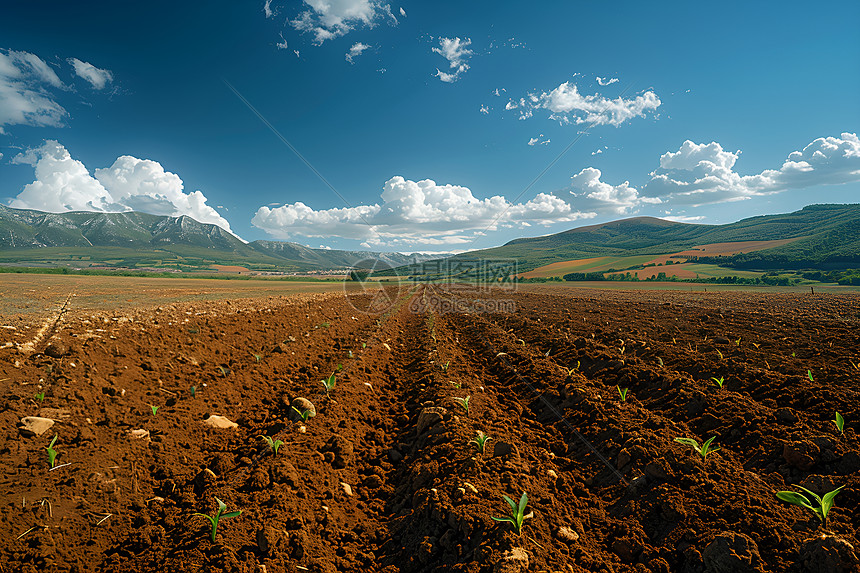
[491, 492, 531, 534]
[320, 322, 330, 328]
[362, 342, 367, 349]
[711, 376, 725, 389]
[471, 431, 490, 453]
[321, 373, 337, 395]
[260, 435, 284, 456]
[734, 338, 741, 346]
[617, 386, 629, 402]
[656, 356, 664, 367]
[441, 361, 450, 373]
[348, 350, 354, 359]
[834, 412, 844, 435]
[451, 396, 470, 415]
[292, 406, 312, 422]
[516, 339, 526, 346]
[450, 380, 461, 389]
[45, 434, 59, 468]
[716, 349, 724, 360]
[34, 391, 45, 403]
[190, 385, 197, 397]
[192, 497, 242, 542]
[150, 405, 159, 415]
[807, 369, 814, 382]
[218, 365, 229, 377]
[674, 436, 720, 460]
[776, 485, 843, 527]
[252, 353, 262, 363]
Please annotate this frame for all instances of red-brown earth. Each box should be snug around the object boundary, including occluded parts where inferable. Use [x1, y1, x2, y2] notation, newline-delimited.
[0, 281, 858, 572]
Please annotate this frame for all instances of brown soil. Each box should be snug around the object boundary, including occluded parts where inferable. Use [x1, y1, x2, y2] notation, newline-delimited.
[1, 283, 858, 573]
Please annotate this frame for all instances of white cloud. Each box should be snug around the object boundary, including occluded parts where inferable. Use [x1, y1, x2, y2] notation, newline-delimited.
[568, 168, 661, 215]
[591, 148, 603, 155]
[264, 0, 274, 18]
[0, 49, 67, 133]
[508, 80, 661, 126]
[291, 0, 395, 45]
[8, 141, 234, 233]
[68, 58, 113, 90]
[399, 7, 406, 16]
[527, 134, 550, 146]
[596, 76, 618, 86]
[345, 42, 370, 64]
[479, 104, 489, 114]
[639, 133, 860, 206]
[432, 37, 472, 83]
[252, 175, 592, 248]
[276, 33, 289, 50]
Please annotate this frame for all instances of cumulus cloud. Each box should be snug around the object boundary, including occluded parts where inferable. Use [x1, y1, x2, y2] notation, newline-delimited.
[345, 42, 370, 63]
[432, 37, 472, 83]
[641, 133, 860, 206]
[479, 104, 489, 114]
[0, 49, 67, 133]
[568, 168, 661, 215]
[291, 0, 395, 44]
[596, 76, 618, 86]
[252, 176, 593, 248]
[8, 141, 234, 233]
[507, 80, 661, 126]
[527, 134, 550, 146]
[68, 58, 113, 90]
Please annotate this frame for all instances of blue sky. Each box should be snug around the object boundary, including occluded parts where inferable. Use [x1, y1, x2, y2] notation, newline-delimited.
[1, 0, 858, 253]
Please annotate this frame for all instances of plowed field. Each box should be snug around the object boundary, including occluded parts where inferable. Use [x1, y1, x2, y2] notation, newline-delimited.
[0, 282, 858, 572]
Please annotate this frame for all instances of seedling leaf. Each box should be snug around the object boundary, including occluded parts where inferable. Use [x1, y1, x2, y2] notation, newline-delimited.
[834, 412, 844, 434]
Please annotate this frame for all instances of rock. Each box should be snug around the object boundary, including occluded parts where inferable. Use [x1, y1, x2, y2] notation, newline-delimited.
[19, 416, 54, 437]
[203, 415, 238, 429]
[129, 429, 150, 440]
[44, 340, 69, 358]
[340, 482, 353, 496]
[617, 449, 632, 469]
[271, 461, 300, 487]
[321, 435, 354, 468]
[799, 534, 859, 573]
[288, 398, 316, 422]
[775, 408, 799, 425]
[556, 526, 579, 543]
[713, 336, 730, 345]
[702, 531, 762, 572]
[363, 474, 383, 489]
[416, 407, 446, 434]
[645, 458, 673, 481]
[783, 440, 819, 471]
[494, 548, 529, 573]
[493, 440, 515, 458]
[387, 448, 403, 463]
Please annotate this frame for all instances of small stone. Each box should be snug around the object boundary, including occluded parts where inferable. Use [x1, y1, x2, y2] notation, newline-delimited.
[44, 340, 69, 358]
[494, 547, 529, 573]
[557, 526, 579, 543]
[321, 435, 354, 468]
[493, 441, 515, 458]
[463, 481, 478, 494]
[340, 482, 353, 496]
[416, 407, 447, 434]
[129, 429, 150, 440]
[363, 474, 383, 489]
[203, 415, 238, 429]
[382, 343, 391, 351]
[298, 425, 306, 434]
[288, 398, 316, 422]
[547, 469, 558, 479]
[19, 416, 54, 437]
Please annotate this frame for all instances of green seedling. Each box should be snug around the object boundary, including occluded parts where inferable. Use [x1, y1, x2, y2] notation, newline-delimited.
[674, 436, 720, 460]
[617, 386, 629, 402]
[776, 485, 843, 526]
[451, 396, 470, 415]
[450, 380, 461, 389]
[292, 406, 312, 422]
[791, 351, 796, 358]
[45, 434, 59, 468]
[320, 322, 330, 328]
[348, 350, 354, 359]
[657, 356, 664, 367]
[192, 497, 242, 542]
[260, 435, 284, 456]
[149, 405, 159, 415]
[716, 349, 724, 360]
[834, 412, 844, 435]
[441, 361, 450, 373]
[471, 431, 490, 453]
[218, 366, 229, 377]
[337, 363, 343, 372]
[34, 391, 45, 403]
[252, 353, 262, 363]
[735, 338, 741, 346]
[711, 376, 725, 389]
[807, 369, 814, 382]
[321, 372, 337, 395]
[491, 492, 531, 534]
[190, 385, 197, 397]
[362, 342, 367, 349]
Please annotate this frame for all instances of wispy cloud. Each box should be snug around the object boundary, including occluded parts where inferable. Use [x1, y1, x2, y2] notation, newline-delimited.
[506, 80, 661, 126]
[345, 42, 370, 64]
[68, 58, 113, 90]
[291, 0, 396, 45]
[0, 49, 67, 133]
[596, 76, 618, 86]
[432, 37, 472, 83]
